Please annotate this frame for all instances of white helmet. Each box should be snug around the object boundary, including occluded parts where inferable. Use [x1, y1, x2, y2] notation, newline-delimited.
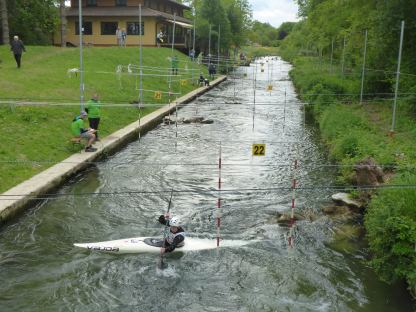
[169, 217, 181, 227]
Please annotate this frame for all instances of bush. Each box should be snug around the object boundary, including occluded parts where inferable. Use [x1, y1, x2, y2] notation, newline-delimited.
[319, 105, 367, 141]
[365, 173, 416, 291]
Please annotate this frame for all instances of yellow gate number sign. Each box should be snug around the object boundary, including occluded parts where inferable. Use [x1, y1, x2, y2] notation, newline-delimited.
[252, 144, 266, 156]
[267, 85, 273, 91]
[154, 91, 162, 100]
[180, 79, 188, 86]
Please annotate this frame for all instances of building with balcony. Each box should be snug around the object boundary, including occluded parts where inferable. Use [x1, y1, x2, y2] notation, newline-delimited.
[56, 0, 193, 48]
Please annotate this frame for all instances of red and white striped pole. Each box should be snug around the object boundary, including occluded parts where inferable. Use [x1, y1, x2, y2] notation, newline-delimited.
[216, 141, 222, 247]
[288, 156, 298, 248]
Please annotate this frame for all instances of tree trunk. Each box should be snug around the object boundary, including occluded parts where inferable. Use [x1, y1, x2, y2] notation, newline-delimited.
[0, 0, 9, 45]
[60, 0, 66, 47]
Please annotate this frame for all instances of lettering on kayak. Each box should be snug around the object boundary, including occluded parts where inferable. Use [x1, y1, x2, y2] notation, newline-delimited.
[86, 246, 119, 252]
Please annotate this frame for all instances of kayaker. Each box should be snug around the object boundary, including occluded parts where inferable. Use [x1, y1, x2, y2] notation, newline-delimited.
[158, 213, 185, 254]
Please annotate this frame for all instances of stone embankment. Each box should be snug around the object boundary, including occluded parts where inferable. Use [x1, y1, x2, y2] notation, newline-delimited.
[0, 76, 227, 224]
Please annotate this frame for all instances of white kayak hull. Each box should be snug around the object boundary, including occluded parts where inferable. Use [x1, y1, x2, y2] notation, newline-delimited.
[74, 236, 254, 254]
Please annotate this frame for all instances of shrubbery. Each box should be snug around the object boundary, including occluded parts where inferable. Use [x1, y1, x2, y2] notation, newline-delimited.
[286, 55, 416, 295]
[365, 173, 416, 293]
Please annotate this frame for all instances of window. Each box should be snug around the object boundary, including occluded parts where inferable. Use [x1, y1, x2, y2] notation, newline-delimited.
[101, 22, 118, 35]
[115, 0, 127, 6]
[86, 0, 97, 6]
[127, 22, 144, 35]
[75, 22, 93, 35]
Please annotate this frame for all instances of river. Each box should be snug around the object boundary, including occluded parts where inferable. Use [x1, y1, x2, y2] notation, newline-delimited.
[0, 57, 414, 311]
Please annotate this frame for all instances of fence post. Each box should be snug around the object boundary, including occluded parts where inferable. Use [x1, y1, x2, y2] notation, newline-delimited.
[390, 20, 405, 135]
[360, 29, 368, 104]
[341, 36, 346, 75]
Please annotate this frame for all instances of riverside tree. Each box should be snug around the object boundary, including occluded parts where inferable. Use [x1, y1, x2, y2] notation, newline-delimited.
[0, 0, 58, 45]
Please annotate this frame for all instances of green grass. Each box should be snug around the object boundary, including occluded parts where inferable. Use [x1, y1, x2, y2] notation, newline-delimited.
[286, 54, 416, 294]
[0, 46, 208, 193]
[289, 57, 416, 173]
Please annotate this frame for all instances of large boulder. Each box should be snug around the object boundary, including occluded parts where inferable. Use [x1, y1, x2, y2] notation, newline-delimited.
[321, 204, 361, 222]
[353, 157, 384, 186]
[331, 193, 363, 211]
[163, 116, 184, 124]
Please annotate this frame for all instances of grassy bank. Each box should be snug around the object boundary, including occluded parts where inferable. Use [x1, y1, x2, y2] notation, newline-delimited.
[0, 46, 208, 193]
[286, 55, 416, 295]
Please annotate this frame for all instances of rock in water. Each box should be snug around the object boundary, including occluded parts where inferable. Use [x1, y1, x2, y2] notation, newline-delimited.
[331, 193, 363, 210]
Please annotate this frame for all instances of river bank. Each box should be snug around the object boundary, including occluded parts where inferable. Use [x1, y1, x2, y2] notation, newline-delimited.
[0, 46, 208, 193]
[0, 76, 226, 224]
[0, 57, 413, 311]
[285, 55, 416, 298]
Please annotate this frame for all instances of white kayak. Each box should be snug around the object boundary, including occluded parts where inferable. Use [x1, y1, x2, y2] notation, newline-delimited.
[74, 237, 254, 254]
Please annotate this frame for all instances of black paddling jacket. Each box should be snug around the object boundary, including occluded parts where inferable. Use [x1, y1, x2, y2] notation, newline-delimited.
[158, 215, 185, 253]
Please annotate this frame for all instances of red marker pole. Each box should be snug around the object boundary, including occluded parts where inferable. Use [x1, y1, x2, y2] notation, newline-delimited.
[217, 142, 222, 247]
[288, 157, 298, 248]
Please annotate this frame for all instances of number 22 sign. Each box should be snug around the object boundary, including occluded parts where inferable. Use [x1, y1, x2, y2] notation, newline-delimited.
[252, 144, 266, 156]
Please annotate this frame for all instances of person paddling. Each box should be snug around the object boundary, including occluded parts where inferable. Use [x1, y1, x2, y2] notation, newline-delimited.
[158, 213, 185, 254]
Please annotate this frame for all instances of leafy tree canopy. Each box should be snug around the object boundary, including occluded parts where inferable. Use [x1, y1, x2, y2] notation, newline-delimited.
[1, 0, 59, 45]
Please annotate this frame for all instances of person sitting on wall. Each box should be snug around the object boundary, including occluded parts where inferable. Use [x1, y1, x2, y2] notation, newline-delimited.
[70, 111, 97, 152]
[199, 73, 209, 87]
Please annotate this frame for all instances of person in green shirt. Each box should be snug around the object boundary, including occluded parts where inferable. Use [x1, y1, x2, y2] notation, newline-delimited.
[171, 55, 179, 75]
[71, 111, 97, 152]
[86, 93, 102, 140]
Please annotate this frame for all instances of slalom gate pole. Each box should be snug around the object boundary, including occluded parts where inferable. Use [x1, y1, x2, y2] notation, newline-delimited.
[283, 87, 287, 134]
[138, 4, 143, 141]
[161, 189, 174, 265]
[288, 150, 299, 248]
[216, 142, 222, 247]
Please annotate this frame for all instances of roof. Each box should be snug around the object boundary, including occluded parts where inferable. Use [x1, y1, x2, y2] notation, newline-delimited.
[166, 0, 190, 10]
[66, 6, 191, 24]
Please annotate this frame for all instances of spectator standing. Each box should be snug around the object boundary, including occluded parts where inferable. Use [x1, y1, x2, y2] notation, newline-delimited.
[208, 63, 216, 79]
[171, 55, 179, 75]
[121, 28, 127, 47]
[116, 27, 122, 46]
[156, 31, 164, 48]
[189, 49, 195, 61]
[86, 93, 102, 141]
[10, 36, 26, 68]
[197, 52, 203, 65]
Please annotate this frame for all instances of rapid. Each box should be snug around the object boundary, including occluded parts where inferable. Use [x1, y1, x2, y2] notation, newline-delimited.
[0, 57, 413, 311]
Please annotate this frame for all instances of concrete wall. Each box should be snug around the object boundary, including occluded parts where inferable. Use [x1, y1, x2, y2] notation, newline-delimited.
[0, 76, 227, 225]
